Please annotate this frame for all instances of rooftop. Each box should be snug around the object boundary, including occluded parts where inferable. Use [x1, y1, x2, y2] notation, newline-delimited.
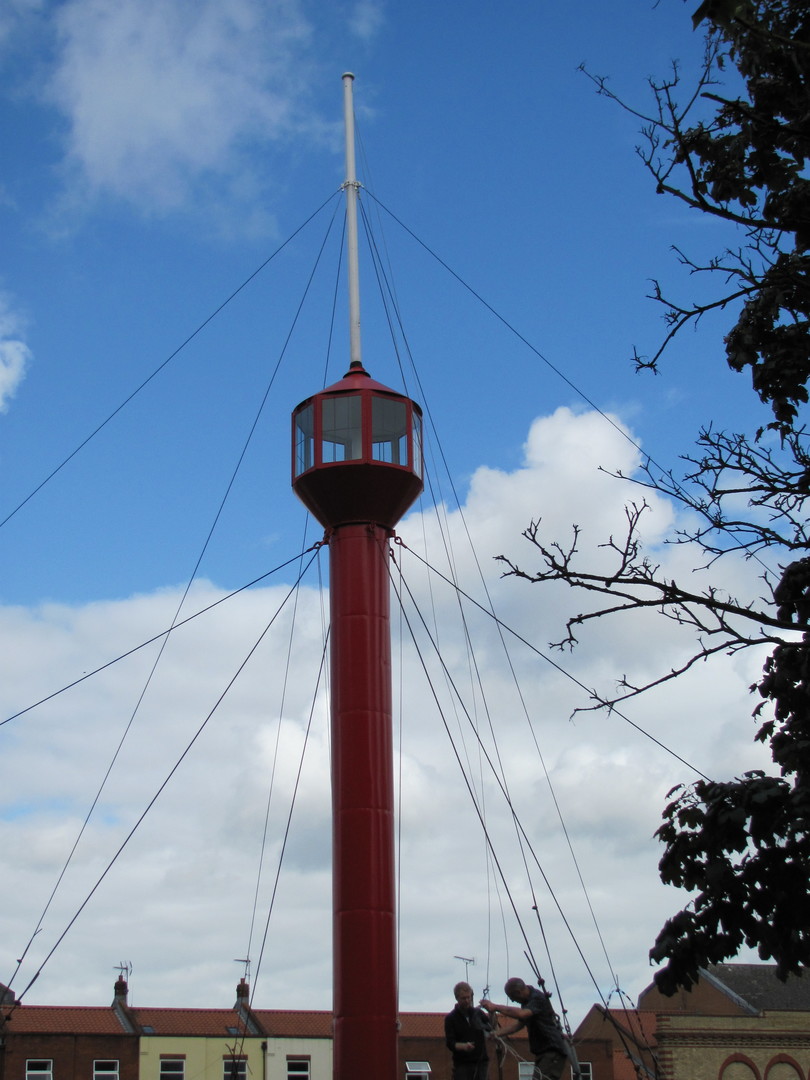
[702, 964, 810, 1012]
[2, 1003, 467, 1041]
[1, 1006, 131, 1036]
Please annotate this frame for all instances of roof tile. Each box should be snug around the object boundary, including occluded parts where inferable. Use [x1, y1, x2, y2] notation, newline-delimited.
[705, 964, 810, 1012]
[131, 1009, 259, 1037]
[2, 1007, 131, 1035]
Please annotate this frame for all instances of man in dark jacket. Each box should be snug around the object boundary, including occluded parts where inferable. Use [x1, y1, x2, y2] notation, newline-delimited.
[444, 981, 493, 1079]
[480, 976, 568, 1080]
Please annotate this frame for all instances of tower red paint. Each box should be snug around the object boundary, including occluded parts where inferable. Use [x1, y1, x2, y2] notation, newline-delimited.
[292, 361, 423, 1078]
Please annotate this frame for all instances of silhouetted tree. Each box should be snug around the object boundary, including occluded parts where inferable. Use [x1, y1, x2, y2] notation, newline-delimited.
[500, 0, 810, 993]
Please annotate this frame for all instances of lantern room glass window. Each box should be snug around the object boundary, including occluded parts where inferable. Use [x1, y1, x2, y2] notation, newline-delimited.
[294, 403, 314, 477]
[412, 409, 423, 478]
[321, 395, 362, 462]
[371, 396, 408, 465]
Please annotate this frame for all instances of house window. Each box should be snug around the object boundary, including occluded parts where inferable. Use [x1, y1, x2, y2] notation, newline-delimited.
[223, 1059, 247, 1080]
[26, 1062, 53, 1080]
[159, 1060, 185, 1080]
[285, 1058, 310, 1079]
[517, 1065, 585, 1080]
[405, 1063, 431, 1079]
[94, 1063, 119, 1080]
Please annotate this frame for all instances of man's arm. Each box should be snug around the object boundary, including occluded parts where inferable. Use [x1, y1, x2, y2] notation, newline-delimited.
[479, 999, 530, 1037]
[494, 1021, 524, 1037]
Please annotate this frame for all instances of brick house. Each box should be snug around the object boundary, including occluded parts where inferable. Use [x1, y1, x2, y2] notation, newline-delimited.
[0, 980, 140, 1080]
[247, 1010, 456, 1079]
[571, 963, 810, 1080]
[1, 977, 539, 1080]
[251, 1005, 538, 1079]
[572, 1003, 657, 1080]
[641, 963, 810, 1080]
[0, 974, 557, 1080]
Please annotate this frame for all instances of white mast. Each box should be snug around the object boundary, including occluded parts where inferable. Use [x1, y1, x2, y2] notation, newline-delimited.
[342, 72, 362, 367]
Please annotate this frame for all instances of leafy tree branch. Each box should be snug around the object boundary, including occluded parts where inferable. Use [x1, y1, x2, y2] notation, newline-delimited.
[507, 0, 810, 991]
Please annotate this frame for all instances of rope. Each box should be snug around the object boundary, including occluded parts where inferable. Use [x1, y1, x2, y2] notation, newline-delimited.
[391, 540, 680, 1066]
[243, 531, 320, 970]
[250, 624, 331, 1005]
[401, 542, 711, 782]
[356, 198, 692, 1018]
[358, 200, 533, 994]
[353, 185, 663, 1071]
[390, 551, 609, 1001]
[0, 192, 341, 533]
[364, 189, 643, 454]
[4, 196, 341, 994]
[6, 550, 319, 1004]
[1, 548, 322, 729]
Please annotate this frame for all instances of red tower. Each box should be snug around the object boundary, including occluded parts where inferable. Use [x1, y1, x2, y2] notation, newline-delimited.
[292, 360, 423, 1078]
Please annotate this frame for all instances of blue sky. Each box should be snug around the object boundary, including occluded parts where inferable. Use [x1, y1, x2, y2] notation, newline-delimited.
[0, 0, 772, 1029]
[0, 0, 763, 605]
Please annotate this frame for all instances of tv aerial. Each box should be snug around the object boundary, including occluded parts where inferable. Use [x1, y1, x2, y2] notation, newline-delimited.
[233, 958, 251, 980]
[454, 955, 475, 982]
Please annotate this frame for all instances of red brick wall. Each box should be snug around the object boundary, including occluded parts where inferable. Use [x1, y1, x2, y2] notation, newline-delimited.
[399, 1035, 451, 1079]
[570, 1037, 614, 1080]
[1, 1033, 139, 1080]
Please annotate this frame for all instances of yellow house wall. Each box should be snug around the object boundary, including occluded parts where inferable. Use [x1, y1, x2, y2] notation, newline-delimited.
[264, 1036, 332, 1080]
[656, 1011, 810, 1080]
[138, 1036, 266, 1080]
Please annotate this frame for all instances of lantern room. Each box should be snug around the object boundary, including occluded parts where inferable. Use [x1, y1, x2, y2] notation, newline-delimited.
[292, 360, 424, 530]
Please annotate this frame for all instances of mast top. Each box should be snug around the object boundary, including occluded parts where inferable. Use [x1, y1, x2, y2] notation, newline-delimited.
[342, 72, 362, 368]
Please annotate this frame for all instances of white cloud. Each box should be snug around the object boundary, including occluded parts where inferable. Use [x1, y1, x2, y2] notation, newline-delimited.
[43, 0, 321, 225]
[0, 293, 31, 411]
[0, 409, 771, 1024]
[347, 0, 385, 41]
